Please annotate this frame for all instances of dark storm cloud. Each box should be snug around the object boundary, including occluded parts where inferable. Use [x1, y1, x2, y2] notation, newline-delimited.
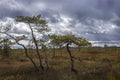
[40, 9, 62, 23]
[1, 0, 120, 24]
[0, 0, 120, 41]
[41, 0, 120, 26]
[0, 0, 30, 18]
[60, 0, 119, 25]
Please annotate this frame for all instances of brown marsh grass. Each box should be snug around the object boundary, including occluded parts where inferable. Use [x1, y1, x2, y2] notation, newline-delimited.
[0, 47, 120, 80]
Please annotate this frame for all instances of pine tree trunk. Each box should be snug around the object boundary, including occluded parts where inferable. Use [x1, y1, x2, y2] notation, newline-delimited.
[66, 42, 78, 74]
[5, 32, 39, 72]
[42, 45, 49, 70]
[29, 24, 44, 71]
[21, 44, 39, 72]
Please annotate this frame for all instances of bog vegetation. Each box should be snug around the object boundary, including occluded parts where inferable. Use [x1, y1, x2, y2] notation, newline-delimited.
[0, 15, 120, 80]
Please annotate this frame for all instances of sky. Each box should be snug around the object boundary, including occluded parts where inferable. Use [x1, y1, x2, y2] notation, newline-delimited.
[0, 0, 120, 46]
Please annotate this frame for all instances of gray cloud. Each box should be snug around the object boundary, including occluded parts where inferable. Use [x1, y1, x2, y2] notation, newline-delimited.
[0, 0, 120, 21]
[0, 0, 120, 23]
[0, 0, 120, 42]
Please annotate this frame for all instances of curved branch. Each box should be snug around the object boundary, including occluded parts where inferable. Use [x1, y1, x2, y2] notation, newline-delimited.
[0, 32, 39, 72]
[28, 23, 44, 71]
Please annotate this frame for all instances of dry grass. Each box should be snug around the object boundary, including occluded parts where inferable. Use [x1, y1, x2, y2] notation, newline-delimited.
[0, 47, 120, 80]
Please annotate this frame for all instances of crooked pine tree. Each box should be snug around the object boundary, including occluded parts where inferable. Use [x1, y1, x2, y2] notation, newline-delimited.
[49, 34, 91, 73]
[16, 15, 49, 71]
